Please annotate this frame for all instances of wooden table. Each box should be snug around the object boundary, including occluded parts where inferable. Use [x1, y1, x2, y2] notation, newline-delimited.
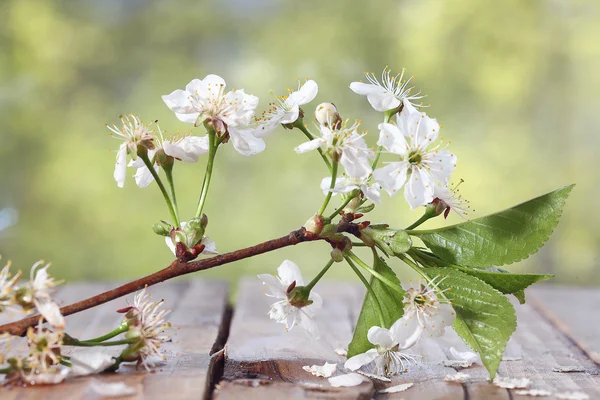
[1, 280, 599, 399]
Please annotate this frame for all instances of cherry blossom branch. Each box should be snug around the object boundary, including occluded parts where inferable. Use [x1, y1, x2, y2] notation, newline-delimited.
[0, 228, 319, 337]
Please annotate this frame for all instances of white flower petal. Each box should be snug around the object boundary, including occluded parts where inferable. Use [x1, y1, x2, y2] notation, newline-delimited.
[367, 91, 401, 112]
[328, 373, 369, 388]
[228, 127, 266, 156]
[302, 362, 336, 378]
[88, 379, 137, 397]
[378, 383, 414, 394]
[279, 105, 299, 124]
[349, 82, 384, 96]
[423, 303, 455, 338]
[492, 376, 531, 389]
[377, 123, 409, 155]
[113, 144, 128, 188]
[70, 350, 115, 376]
[200, 236, 218, 254]
[444, 372, 471, 383]
[163, 136, 209, 162]
[133, 164, 157, 188]
[35, 299, 65, 330]
[162, 89, 196, 114]
[390, 314, 423, 350]
[257, 274, 287, 298]
[287, 80, 318, 105]
[344, 348, 379, 371]
[404, 167, 433, 209]
[294, 138, 325, 154]
[367, 326, 394, 349]
[277, 260, 304, 286]
[449, 347, 478, 363]
[373, 162, 408, 196]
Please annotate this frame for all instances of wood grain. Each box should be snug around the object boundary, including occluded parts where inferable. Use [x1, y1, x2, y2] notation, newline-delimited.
[530, 285, 600, 363]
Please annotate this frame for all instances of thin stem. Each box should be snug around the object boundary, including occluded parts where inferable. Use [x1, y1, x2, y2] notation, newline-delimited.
[371, 111, 393, 169]
[140, 154, 179, 226]
[405, 212, 434, 230]
[67, 338, 136, 347]
[346, 251, 405, 296]
[163, 165, 180, 227]
[327, 192, 358, 220]
[0, 367, 12, 374]
[195, 130, 219, 218]
[351, 241, 368, 247]
[318, 161, 338, 215]
[81, 324, 128, 343]
[295, 123, 332, 171]
[345, 256, 386, 327]
[305, 259, 335, 291]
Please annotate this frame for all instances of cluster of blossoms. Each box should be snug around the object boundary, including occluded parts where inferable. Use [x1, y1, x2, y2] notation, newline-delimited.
[103, 67, 470, 379]
[1, 258, 172, 386]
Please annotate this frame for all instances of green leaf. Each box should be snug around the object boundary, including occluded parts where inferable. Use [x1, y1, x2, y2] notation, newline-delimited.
[423, 267, 516, 379]
[348, 256, 405, 358]
[513, 290, 526, 304]
[449, 265, 553, 299]
[410, 185, 574, 268]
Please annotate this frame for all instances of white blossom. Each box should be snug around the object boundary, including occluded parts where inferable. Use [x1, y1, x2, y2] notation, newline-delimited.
[165, 220, 218, 257]
[69, 349, 116, 376]
[320, 175, 381, 204]
[431, 180, 470, 219]
[26, 319, 64, 371]
[344, 320, 420, 377]
[162, 75, 259, 130]
[128, 135, 209, 188]
[124, 288, 172, 370]
[29, 262, 65, 329]
[253, 80, 318, 137]
[88, 379, 137, 397]
[295, 121, 374, 179]
[373, 101, 457, 209]
[257, 260, 322, 338]
[0, 260, 20, 313]
[107, 115, 156, 188]
[350, 67, 427, 112]
[401, 277, 455, 339]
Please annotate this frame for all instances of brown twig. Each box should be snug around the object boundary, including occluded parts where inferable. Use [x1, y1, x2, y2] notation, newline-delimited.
[0, 228, 318, 336]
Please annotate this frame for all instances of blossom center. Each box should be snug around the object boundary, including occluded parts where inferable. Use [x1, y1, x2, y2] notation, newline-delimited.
[408, 150, 422, 165]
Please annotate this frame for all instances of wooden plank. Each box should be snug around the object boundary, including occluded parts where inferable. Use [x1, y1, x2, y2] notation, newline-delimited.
[1, 280, 229, 400]
[529, 285, 600, 363]
[217, 278, 375, 399]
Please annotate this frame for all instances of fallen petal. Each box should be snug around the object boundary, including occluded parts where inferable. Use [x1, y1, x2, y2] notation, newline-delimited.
[443, 372, 470, 383]
[328, 373, 369, 387]
[379, 383, 414, 393]
[88, 379, 136, 397]
[493, 376, 531, 389]
[70, 350, 115, 376]
[449, 347, 478, 362]
[515, 389, 553, 397]
[357, 371, 391, 382]
[334, 348, 348, 357]
[443, 359, 473, 368]
[302, 362, 337, 378]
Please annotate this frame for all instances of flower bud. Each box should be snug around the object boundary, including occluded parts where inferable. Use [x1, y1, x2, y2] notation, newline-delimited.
[357, 202, 375, 214]
[287, 286, 313, 308]
[304, 214, 324, 235]
[184, 217, 207, 247]
[330, 248, 344, 262]
[152, 221, 172, 236]
[315, 103, 341, 130]
[361, 227, 412, 256]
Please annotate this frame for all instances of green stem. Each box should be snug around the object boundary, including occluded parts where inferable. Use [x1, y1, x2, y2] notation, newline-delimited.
[71, 339, 135, 347]
[195, 131, 218, 218]
[140, 154, 179, 226]
[351, 241, 368, 247]
[81, 324, 128, 343]
[371, 111, 393, 169]
[318, 161, 338, 215]
[345, 251, 405, 296]
[163, 164, 180, 227]
[60, 360, 73, 367]
[345, 256, 386, 327]
[295, 123, 332, 171]
[327, 192, 358, 220]
[305, 259, 335, 291]
[0, 367, 12, 374]
[405, 212, 435, 230]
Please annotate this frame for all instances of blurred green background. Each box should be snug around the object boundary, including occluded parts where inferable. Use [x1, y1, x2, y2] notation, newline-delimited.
[0, 0, 598, 286]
